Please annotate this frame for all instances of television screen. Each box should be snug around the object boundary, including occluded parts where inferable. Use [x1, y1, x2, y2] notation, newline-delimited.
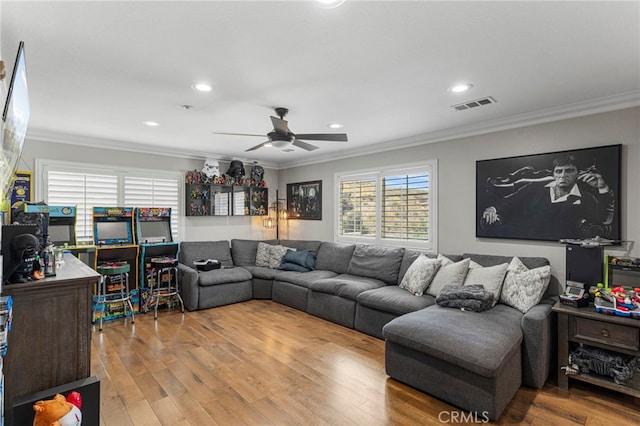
[96, 221, 130, 243]
[139, 220, 172, 243]
[1, 41, 30, 200]
[48, 224, 74, 246]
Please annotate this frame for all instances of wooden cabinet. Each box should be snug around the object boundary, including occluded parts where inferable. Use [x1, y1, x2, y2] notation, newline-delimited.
[553, 302, 640, 398]
[2, 254, 99, 424]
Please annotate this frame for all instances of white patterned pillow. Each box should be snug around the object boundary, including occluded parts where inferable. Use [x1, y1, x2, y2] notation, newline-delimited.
[399, 255, 441, 296]
[427, 258, 471, 297]
[463, 262, 509, 306]
[255, 243, 296, 268]
[499, 257, 551, 313]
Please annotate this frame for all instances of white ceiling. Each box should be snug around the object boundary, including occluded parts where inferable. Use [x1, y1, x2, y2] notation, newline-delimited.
[2, 1, 639, 169]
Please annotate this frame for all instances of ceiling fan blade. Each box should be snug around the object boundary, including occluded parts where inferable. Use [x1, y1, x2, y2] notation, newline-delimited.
[295, 133, 348, 142]
[292, 139, 319, 151]
[270, 116, 289, 136]
[245, 141, 270, 152]
[212, 132, 265, 137]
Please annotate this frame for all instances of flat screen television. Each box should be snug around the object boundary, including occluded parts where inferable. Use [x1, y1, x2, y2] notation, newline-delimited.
[139, 219, 172, 243]
[95, 221, 131, 245]
[1, 41, 30, 200]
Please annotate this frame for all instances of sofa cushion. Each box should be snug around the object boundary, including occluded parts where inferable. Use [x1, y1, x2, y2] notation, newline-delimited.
[347, 244, 405, 285]
[278, 240, 323, 255]
[462, 262, 509, 306]
[311, 274, 386, 300]
[231, 239, 278, 266]
[399, 254, 441, 296]
[197, 266, 253, 286]
[426, 258, 471, 297]
[315, 242, 356, 274]
[357, 286, 436, 315]
[179, 241, 234, 268]
[274, 269, 338, 288]
[382, 304, 523, 378]
[241, 265, 287, 280]
[398, 249, 424, 283]
[499, 257, 551, 314]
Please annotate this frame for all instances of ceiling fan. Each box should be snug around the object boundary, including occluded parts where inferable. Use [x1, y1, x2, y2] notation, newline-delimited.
[212, 107, 348, 152]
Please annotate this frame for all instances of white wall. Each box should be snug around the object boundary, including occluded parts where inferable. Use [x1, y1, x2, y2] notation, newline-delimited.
[279, 107, 640, 283]
[19, 139, 280, 242]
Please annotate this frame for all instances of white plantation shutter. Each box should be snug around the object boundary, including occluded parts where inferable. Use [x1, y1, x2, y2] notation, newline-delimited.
[336, 161, 437, 251]
[38, 159, 182, 243]
[47, 171, 118, 243]
[338, 175, 377, 238]
[124, 176, 180, 239]
[381, 172, 430, 241]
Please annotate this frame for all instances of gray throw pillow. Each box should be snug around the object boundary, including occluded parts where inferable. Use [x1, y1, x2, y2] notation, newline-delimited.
[463, 262, 509, 306]
[427, 258, 471, 297]
[499, 257, 551, 313]
[399, 255, 441, 296]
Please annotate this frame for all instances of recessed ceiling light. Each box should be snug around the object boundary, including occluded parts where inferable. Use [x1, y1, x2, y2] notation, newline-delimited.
[327, 123, 344, 129]
[449, 83, 473, 93]
[316, 0, 346, 9]
[143, 121, 159, 127]
[191, 83, 212, 92]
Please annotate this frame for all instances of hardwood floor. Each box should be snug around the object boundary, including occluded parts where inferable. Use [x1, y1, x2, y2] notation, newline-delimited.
[91, 300, 640, 425]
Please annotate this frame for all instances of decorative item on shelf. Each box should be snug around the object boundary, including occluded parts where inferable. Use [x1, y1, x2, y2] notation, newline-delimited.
[263, 189, 288, 239]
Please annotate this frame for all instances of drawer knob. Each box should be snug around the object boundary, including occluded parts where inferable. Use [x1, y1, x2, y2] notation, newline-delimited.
[601, 329, 609, 338]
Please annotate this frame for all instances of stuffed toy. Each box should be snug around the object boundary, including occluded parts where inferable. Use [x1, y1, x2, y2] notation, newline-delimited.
[33, 392, 82, 426]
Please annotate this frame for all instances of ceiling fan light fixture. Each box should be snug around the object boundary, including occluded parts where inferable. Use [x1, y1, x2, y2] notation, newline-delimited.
[191, 82, 212, 92]
[271, 140, 293, 149]
[449, 83, 473, 93]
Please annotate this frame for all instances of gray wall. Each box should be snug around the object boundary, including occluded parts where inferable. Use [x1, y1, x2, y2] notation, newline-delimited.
[18, 106, 640, 283]
[279, 107, 640, 282]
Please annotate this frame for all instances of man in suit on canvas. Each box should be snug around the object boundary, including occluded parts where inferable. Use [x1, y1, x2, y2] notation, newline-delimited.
[481, 155, 615, 240]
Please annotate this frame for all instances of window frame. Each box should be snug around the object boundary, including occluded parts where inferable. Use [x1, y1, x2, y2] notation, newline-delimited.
[35, 158, 184, 242]
[334, 160, 438, 252]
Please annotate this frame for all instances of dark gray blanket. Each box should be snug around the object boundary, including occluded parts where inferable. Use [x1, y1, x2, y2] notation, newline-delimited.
[435, 285, 494, 312]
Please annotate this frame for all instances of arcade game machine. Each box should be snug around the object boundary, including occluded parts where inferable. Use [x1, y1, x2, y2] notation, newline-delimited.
[92, 207, 139, 321]
[134, 207, 180, 313]
[47, 205, 96, 267]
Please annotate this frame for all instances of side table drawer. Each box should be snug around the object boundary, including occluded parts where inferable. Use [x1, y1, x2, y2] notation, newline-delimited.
[572, 317, 640, 351]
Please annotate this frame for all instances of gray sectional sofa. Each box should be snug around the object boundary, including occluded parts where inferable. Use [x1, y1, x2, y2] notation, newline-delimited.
[177, 239, 558, 420]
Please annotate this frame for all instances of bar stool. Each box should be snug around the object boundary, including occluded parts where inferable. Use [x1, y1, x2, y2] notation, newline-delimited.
[93, 262, 135, 331]
[150, 257, 184, 319]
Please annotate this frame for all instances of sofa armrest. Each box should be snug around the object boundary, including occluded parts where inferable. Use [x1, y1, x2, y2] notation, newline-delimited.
[520, 296, 558, 388]
[178, 263, 200, 311]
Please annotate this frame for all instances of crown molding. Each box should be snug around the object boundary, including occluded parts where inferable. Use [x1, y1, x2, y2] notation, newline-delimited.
[25, 90, 639, 171]
[25, 129, 280, 169]
[277, 90, 640, 169]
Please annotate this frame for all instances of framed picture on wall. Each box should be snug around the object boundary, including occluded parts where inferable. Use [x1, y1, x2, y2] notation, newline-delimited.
[476, 144, 621, 242]
[287, 180, 322, 220]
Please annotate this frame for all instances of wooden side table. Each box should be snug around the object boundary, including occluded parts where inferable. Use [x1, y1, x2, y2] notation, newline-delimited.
[553, 302, 640, 398]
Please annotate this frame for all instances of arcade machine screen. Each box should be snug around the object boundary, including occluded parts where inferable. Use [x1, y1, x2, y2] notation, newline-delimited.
[139, 220, 172, 244]
[96, 221, 130, 245]
[48, 223, 74, 246]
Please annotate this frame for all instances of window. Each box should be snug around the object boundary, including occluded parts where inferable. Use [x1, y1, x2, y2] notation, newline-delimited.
[36, 159, 182, 243]
[336, 161, 437, 251]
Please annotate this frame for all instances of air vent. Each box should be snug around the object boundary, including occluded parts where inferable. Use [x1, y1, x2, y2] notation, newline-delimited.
[451, 96, 496, 111]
